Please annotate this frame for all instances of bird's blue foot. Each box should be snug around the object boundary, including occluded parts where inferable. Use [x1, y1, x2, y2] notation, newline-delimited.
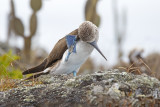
[73, 71, 77, 77]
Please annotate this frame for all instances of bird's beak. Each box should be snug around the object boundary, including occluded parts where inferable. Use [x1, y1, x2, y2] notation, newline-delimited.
[89, 41, 107, 61]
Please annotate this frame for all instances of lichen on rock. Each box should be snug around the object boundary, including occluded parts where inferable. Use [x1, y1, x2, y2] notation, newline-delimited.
[0, 69, 160, 107]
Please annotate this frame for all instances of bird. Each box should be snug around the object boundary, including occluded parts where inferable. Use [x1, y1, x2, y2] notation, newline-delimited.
[22, 21, 107, 79]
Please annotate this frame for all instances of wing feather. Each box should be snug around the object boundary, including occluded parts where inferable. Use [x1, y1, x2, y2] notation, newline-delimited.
[45, 29, 78, 68]
[23, 29, 78, 75]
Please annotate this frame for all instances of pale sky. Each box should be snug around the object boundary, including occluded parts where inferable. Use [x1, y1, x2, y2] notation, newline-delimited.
[0, 0, 160, 66]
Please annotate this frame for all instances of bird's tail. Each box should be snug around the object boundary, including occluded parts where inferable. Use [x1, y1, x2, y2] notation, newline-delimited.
[23, 71, 49, 80]
[22, 58, 47, 75]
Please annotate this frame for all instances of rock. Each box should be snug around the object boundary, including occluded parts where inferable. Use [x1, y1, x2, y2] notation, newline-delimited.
[0, 69, 160, 107]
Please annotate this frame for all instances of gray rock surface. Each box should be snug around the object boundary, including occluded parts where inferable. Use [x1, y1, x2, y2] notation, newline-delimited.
[0, 69, 160, 107]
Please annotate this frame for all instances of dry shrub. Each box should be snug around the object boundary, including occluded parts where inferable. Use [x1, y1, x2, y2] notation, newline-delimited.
[0, 77, 42, 91]
[0, 78, 17, 91]
[115, 52, 160, 80]
[145, 53, 160, 80]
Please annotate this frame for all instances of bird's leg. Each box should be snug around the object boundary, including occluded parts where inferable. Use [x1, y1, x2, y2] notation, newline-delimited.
[73, 70, 77, 77]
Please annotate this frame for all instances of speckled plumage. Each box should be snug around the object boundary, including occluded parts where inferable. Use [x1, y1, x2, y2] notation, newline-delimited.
[78, 21, 98, 42]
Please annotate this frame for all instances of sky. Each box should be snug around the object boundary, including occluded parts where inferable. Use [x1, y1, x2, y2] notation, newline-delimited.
[0, 0, 160, 66]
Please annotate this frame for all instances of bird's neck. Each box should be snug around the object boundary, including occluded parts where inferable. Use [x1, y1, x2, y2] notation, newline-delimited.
[76, 40, 94, 55]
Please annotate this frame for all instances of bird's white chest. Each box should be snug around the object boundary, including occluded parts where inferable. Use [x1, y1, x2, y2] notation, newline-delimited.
[50, 41, 94, 75]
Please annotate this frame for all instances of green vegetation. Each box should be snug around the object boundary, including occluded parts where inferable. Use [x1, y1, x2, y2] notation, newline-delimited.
[0, 50, 22, 79]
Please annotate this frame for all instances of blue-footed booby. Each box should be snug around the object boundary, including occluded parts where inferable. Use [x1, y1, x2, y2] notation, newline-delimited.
[23, 21, 107, 79]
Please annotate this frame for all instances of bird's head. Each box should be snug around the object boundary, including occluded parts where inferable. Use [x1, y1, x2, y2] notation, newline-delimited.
[78, 21, 99, 43]
[78, 21, 107, 61]
[65, 21, 107, 62]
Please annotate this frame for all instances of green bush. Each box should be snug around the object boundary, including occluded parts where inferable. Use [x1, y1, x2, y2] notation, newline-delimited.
[0, 50, 22, 79]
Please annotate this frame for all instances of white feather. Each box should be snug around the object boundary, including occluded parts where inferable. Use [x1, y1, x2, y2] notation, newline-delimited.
[50, 40, 94, 75]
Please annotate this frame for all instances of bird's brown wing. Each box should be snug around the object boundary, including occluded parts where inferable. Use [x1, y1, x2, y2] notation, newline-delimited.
[22, 58, 47, 75]
[45, 29, 78, 68]
[22, 29, 78, 75]
[23, 60, 60, 80]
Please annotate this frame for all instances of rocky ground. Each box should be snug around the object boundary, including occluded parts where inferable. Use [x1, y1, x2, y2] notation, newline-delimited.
[0, 69, 160, 107]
